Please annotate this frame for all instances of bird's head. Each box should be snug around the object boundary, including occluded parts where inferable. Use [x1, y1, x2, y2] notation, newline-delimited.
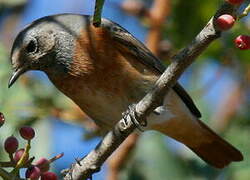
[8, 14, 84, 88]
[8, 20, 57, 88]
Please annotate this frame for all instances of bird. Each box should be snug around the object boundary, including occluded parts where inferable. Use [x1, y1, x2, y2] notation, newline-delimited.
[8, 14, 243, 168]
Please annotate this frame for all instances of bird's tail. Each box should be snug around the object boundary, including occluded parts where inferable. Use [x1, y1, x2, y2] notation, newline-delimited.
[151, 117, 243, 168]
[187, 119, 243, 168]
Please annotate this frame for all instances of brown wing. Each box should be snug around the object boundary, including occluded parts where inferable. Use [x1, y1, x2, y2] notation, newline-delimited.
[100, 18, 201, 118]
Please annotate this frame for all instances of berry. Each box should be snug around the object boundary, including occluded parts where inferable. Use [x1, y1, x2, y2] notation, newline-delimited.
[41, 172, 58, 180]
[19, 126, 35, 140]
[216, 14, 235, 31]
[35, 158, 50, 172]
[235, 35, 250, 50]
[227, 0, 244, 5]
[26, 166, 41, 180]
[0, 112, 5, 127]
[4, 136, 18, 154]
[14, 148, 29, 163]
[14, 148, 24, 162]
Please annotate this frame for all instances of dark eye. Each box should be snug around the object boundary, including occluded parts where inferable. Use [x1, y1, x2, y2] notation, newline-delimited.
[26, 39, 37, 53]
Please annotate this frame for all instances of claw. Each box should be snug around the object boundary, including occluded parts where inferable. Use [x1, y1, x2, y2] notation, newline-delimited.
[122, 104, 147, 132]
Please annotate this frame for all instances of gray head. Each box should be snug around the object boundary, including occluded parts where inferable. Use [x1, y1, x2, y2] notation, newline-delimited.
[8, 14, 89, 88]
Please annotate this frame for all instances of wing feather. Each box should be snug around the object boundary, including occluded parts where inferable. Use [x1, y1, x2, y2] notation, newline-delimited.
[101, 19, 201, 118]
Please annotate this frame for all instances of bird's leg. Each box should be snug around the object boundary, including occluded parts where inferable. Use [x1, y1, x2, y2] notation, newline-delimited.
[122, 104, 147, 132]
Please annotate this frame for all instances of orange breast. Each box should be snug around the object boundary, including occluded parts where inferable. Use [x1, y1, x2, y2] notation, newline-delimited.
[48, 25, 158, 129]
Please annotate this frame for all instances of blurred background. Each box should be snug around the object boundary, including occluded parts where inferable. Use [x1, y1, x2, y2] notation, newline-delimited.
[0, 0, 250, 179]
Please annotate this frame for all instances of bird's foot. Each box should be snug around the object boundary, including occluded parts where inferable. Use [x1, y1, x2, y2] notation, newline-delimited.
[122, 104, 147, 132]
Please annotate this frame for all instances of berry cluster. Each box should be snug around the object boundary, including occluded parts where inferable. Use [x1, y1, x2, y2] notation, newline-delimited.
[215, 0, 250, 50]
[0, 113, 63, 180]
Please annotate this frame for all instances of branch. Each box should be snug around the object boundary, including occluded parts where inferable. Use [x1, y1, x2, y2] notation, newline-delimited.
[93, 0, 105, 27]
[146, 0, 171, 55]
[211, 83, 244, 132]
[107, 133, 139, 180]
[0, 168, 23, 180]
[239, 3, 250, 19]
[0, 168, 13, 180]
[62, 2, 237, 180]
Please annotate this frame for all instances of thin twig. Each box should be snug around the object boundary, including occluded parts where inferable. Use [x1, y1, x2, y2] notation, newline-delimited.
[238, 3, 250, 19]
[0, 168, 23, 180]
[146, 0, 171, 55]
[49, 153, 64, 163]
[107, 133, 139, 180]
[211, 83, 244, 132]
[0, 168, 13, 180]
[93, 0, 105, 27]
[0, 161, 15, 168]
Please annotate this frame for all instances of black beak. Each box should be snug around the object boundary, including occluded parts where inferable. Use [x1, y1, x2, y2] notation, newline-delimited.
[8, 67, 27, 88]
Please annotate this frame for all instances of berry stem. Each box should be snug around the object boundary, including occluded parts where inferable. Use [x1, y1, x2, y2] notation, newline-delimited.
[93, 0, 105, 27]
[0, 168, 13, 180]
[11, 140, 31, 175]
[23, 156, 35, 167]
[0, 161, 15, 168]
[9, 153, 14, 163]
[0, 167, 23, 180]
[49, 153, 64, 163]
[239, 3, 250, 19]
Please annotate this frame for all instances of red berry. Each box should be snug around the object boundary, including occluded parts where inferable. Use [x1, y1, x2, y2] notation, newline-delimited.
[35, 158, 50, 172]
[235, 35, 250, 50]
[19, 126, 35, 140]
[216, 14, 235, 31]
[227, 0, 244, 5]
[41, 172, 58, 180]
[26, 166, 41, 180]
[4, 136, 18, 154]
[0, 112, 5, 127]
[14, 148, 24, 162]
[14, 148, 29, 163]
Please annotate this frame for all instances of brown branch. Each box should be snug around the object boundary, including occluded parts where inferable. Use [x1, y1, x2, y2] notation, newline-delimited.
[211, 83, 245, 132]
[62, 2, 237, 180]
[121, 0, 149, 17]
[107, 133, 139, 180]
[0, 161, 15, 168]
[0, 168, 14, 180]
[146, 0, 171, 55]
[0, 168, 23, 180]
[135, 3, 235, 120]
